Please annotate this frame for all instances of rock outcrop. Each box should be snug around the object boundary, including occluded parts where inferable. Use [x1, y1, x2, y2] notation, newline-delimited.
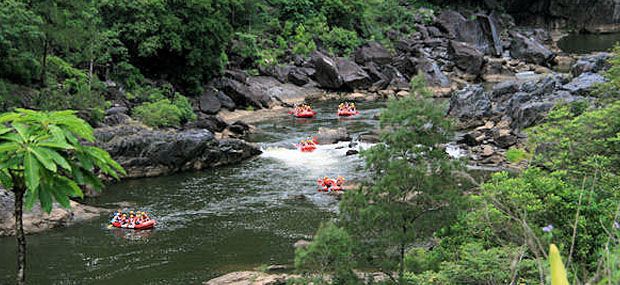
[449, 70, 606, 166]
[311, 51, 344, 89]
[204, 271, 298, 285]
[509, 32, 555, 66]
[317, 127, 351, 144]
[94, 121, 262, 178]
[0, 189, 106, 237]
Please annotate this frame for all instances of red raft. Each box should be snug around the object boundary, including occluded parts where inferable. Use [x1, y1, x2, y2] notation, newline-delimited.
[337, 109, 359, 117]
[300, 144, 317, 152]
[294, 110, 317, 118]
[112, 220, 156, 230]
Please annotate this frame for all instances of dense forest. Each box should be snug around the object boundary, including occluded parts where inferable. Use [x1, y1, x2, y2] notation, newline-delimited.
[1, 0, 620, 284]
[0, 0, 430, 125]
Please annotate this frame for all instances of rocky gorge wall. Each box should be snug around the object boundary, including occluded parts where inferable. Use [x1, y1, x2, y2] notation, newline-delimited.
[432, 0, 620, 33]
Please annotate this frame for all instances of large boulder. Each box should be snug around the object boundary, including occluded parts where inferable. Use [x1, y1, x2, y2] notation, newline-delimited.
[317, 127, 351, 144]
[561, 72, 607, 96]
[204, 271, 297, 285]
[571, 52, 612, 77]
[94, 122, 261, 178]
[336, 58, 372, 89]
[214, 77, 270, 109]
[287, 67, 313, 86]
[448, 85, 492, 127]
[449, 41, 485, 76]
[216, 92, 236, 111]
[509, 32, 555, 66]
[435, 10, 503, 56]
[418, 58, 451, 87]
[354, 42, 392, 65]
[311, 51, 343, 89]
[198, 88, 222, 114]
[184, 114, 228, 133]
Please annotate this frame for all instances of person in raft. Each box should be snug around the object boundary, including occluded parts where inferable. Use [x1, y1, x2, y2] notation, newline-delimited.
[349, 103, 356, 112]
[112, 210, 152, 227]
[110, 209, 122, 223]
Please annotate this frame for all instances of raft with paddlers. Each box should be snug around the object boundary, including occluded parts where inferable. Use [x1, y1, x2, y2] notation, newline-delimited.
[295, 137, 318, 152]
[317, 176, 346, 192]
[112, 219, 156, 230]
[289, 104, 317, 118]
[337, 102, 359, 117]
[109, 210, 156, 230]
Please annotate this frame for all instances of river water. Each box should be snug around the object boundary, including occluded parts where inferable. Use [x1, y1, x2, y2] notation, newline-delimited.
[557, 32, 620, 54]
[0, 101, 383, 284]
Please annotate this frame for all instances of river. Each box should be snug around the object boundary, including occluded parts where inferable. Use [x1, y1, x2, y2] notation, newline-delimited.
[557, 32, 620, 54]
[0, 100, 384, 284]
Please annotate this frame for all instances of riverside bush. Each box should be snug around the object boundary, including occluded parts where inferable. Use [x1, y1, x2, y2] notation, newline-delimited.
[133, 94, 196, 128]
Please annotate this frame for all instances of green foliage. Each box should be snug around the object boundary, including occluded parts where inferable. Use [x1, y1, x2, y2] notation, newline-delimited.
[319, 27, 362, 56]
[404, 248, 441, 274]
[595, 44, 620, 99]
[133, 94, 195, 128]
[0, 108, 125, 211]
[295, 222, 358, 283]
[505, 148, 528, 163]
[339, 74, 464, 282]
[528, 101, 620, 177]
[439, 243, 518, 284]
[99, 0, 233, 94]
[403, 271, 449, 285]
[0, 0, 43, 85]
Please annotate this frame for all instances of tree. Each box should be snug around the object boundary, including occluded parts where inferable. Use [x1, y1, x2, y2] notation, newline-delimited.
[295, 222, 358, 284]
[339, 75, 464, 283]
[99, 0, 233, 94]
[0, 108, 125, 285]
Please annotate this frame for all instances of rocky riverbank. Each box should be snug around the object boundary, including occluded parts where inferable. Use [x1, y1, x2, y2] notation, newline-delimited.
[0, 190, 107, 237]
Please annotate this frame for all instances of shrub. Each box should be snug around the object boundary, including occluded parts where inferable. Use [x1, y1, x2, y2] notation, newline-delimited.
[133, 94, 196, 128]
[319, 27, 361, 56]
[505, 148, 528, 163]
[295, 222, 357, 283]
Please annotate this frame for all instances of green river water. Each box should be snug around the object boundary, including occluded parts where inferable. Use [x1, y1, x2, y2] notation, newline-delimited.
[0, 101, 384, 284]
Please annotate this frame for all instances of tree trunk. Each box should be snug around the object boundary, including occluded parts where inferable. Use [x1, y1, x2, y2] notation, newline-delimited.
[88, 59, 94, 84]
[399, 241, 405, 284]
[40, 39, 48, 86]
[14, 187, 26, 285]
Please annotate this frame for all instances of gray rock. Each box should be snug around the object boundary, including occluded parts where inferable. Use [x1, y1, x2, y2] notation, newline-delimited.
[509, 32, 555, 65]
[448, 85, 492, 125]
[336, 58, 372, 90]
[216, 92, 236, 111]
[185, 115, 228, 133]
[354, 42, 392, 65]
[214, 77, 270, 109]
[105, 106, 128, 116]
[0, 189, 107, 237]
[287, 68, 310, 86]
[449, 41, 484, 76]
[103, 113, 131, 127]
[418, 58, 451, 87]
[317, 127, 351, 144]
[311, 51, 343, 89]
[561, 72, 607, 96]
[571, 53, 612, 77]
[198, 88, 222, 114]
[94, 122, 261, 178]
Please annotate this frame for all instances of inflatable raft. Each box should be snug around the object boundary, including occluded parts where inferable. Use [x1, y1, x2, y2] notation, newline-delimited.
[300, 144, 317, 152]
[111, 220, 156, 230]
[294, 110, 317, 118]
[337, 109, 359, 117]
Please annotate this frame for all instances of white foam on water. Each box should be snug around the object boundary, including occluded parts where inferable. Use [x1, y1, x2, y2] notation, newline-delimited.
[260, 141, 375, 179]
